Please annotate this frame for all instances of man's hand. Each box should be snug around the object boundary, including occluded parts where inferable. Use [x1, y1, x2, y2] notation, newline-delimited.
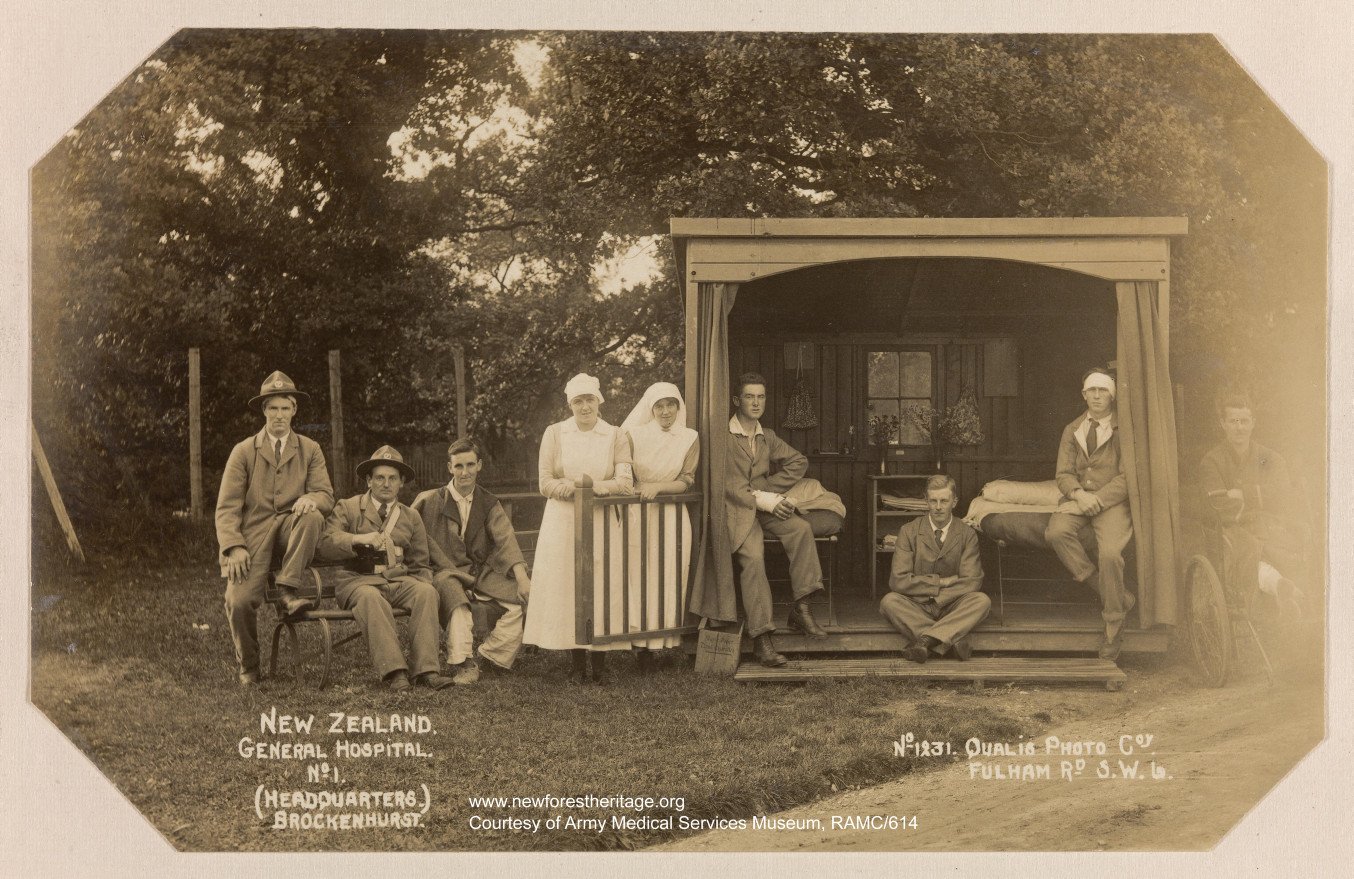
[356, 532, 386, 550]
[639, 483, 662, 501]
[771, 497, 797, 520]
[292, 496, 318, 516]
[516, 578, 531, 606]
[1075, 490, 1103, 516]
[223, 546, 251, 584]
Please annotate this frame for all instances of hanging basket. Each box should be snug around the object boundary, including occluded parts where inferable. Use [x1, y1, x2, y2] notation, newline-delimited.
[782, 348, 818, 430]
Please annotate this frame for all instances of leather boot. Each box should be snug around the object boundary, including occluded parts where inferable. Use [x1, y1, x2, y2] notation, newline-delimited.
[753, 633, 788, 668]
[787, 598, 828, 639]
[567, 649, 588, 684]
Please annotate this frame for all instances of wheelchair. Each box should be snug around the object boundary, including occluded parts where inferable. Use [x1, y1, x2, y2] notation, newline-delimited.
[1183, 493, 1312, 688]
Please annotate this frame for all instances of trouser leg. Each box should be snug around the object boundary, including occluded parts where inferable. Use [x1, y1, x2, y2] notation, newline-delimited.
[1091, 504, 1134, 627]
[1046, 512, 1098, 583]
[760, 512, 823, 600]
[926, 592, 993, 646]
[447, 605, 474, 665]
[878, 592, 940, 643]
[479, 601, 524, 669]
[432, 572, 471, 630]
[733, 524, 775, 638]
[273, 510, 324, 589]
[384, 578, 443, 678]
[339, 582, 407, 680]
[224, 568, 269, 675]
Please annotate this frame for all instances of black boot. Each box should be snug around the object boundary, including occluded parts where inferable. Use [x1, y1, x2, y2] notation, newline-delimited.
[787, 597, 828, 639]
[753, 633, 788, 668]
[567, 649, 588, 684]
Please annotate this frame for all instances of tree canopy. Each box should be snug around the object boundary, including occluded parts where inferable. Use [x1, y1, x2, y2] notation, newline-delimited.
[31, 30, 1325, 525]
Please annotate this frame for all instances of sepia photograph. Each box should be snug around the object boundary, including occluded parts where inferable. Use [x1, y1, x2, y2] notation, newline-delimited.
[4, 2, 1350, 874]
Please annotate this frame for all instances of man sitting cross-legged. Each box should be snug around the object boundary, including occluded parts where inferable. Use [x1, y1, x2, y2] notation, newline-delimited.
[879, 474, 990, 662]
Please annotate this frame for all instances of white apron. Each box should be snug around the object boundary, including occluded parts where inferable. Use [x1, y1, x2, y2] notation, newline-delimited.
[523, 422, 632, 651]
[626, 422, 697, 648]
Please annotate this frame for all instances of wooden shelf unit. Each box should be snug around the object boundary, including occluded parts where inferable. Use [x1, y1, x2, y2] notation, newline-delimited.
[867, 474, 933, 599]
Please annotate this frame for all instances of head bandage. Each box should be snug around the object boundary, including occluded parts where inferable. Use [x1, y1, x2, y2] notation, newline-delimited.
[1083, 372, 1116, 397]
[565, 373, 603, 405]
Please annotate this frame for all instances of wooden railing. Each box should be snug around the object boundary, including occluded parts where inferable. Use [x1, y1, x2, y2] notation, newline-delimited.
[570, 475, 703, 645]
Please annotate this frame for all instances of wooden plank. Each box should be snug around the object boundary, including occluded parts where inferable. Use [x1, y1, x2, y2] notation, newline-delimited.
[734, 655, 1128, 685]
[32, 423, 85, 562]
[672, 216, 1189, 239]
[328, 350, 346, 498]
[188, 347, 203, 521]
[574, 479, 594, 645]
[689, 236, 1170, 267]
[758, 628, 1170, 655]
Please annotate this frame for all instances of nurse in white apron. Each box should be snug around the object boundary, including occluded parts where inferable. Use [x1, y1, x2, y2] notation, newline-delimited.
[523, 373, 634, 683]
[621, 382, 699, 669]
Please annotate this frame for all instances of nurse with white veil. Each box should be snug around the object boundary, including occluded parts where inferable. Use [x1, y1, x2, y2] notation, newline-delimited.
[622, 382, 700, 659]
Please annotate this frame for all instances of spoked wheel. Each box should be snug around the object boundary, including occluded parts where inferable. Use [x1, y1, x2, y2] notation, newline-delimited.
[1186, 554, 1232, 687]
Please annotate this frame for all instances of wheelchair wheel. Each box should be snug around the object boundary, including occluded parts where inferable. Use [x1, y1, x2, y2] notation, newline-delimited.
[1186, 554, 1232, 687]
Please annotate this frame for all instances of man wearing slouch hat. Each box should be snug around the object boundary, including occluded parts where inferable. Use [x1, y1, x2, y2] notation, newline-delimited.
[1045, 367, 1135, 660]
[215, 370, 334, 687]
[319, 446, 456, 691]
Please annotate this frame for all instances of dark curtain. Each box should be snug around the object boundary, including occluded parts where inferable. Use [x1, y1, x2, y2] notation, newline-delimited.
[689, 282, 739, 623]
[1116, 280, 1181, 626]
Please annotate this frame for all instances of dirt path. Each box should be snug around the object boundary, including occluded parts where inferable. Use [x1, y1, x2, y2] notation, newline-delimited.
[654, 655, 1324, 852]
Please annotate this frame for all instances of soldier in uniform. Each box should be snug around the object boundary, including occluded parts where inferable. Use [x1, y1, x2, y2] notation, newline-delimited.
[215, 371, 334, 686]
[319, 446, 455, 691]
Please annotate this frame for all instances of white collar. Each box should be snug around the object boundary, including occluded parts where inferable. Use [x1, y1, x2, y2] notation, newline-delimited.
[728, 415, 765, 437]
[448, 483, 474, 505]
[365, 492, 396, 512]
[928, 516, 954, 542]
[561, 417, 613, 436]
[262, 429, 292, 449]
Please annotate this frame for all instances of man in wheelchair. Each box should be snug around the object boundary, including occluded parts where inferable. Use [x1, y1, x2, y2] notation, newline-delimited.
[1200, 393, 1305, 619]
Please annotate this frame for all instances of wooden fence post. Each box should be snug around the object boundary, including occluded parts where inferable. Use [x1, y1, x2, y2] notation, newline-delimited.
[452, 345, 467, 439]
[188, 348, 203, 520]
[573, 475, 594, 646]
[329, 349, 346, 497]
[32, 423, 85, 563]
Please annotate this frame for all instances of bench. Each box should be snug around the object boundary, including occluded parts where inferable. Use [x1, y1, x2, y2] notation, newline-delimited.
[264, 564, 410, 689]
[265, 529, 539, 688]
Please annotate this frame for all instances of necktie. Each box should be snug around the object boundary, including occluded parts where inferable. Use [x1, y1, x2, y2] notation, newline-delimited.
[1086, 420, 1099, 456]
[935, 528, 944, 547]
[378, 502, 389, 524]
[275, 438, 283, 462]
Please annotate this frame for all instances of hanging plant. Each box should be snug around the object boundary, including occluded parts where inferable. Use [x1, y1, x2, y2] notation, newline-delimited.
[940, 386, 985, 447]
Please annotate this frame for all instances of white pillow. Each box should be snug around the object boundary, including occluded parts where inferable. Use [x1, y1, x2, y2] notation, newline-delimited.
[981, 479, 1064, 506]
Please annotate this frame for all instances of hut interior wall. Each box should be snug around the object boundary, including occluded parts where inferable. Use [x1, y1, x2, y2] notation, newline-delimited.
[729, 258, 1117, 589]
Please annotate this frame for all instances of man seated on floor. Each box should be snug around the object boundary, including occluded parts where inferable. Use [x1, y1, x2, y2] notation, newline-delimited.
[318, 446, 455, 691]
[880, 474, 989, 663]
[1045, 366, 1135, 661]
[725, 371, 828, 668]
[1200, 393, 1305, 618]
[215, 370, 334, 687]
[413, 437, 532, 686]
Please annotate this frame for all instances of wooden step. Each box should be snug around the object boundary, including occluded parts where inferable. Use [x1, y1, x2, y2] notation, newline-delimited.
[733, 655, 1128, 688]
[735, 627, 1168, 655]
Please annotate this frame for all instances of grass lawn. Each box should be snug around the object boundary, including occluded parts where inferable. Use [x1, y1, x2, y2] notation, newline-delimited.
[32, 523, 1076, 852]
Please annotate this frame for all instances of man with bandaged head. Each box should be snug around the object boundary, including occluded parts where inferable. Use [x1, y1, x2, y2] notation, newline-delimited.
[1045, 367, 1135, 660]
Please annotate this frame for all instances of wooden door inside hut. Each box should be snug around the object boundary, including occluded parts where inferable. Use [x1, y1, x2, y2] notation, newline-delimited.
[727, 257, 1159, 652]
